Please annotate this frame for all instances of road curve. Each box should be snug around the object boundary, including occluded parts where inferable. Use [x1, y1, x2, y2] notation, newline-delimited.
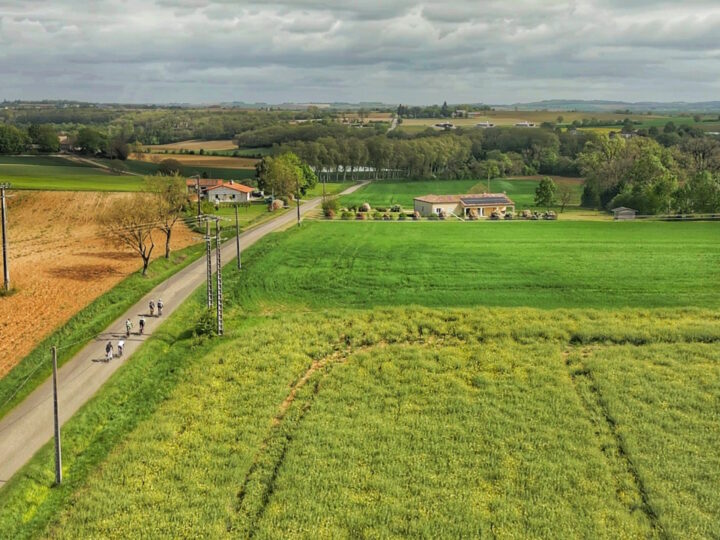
[0, 182, 368, 487]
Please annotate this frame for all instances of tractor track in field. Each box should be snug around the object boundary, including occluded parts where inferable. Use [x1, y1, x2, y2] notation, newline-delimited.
[234, 348, 350, 536]
[564, 348, 667, 539]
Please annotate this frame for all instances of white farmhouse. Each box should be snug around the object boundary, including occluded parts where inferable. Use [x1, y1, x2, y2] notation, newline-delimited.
[204, 181, 254, 203]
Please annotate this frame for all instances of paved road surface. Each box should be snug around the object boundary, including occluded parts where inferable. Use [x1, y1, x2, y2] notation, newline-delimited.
[0, 182, 367, 487]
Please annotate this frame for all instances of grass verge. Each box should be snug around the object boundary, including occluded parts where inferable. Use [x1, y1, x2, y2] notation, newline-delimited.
[0, 243, 204, 419]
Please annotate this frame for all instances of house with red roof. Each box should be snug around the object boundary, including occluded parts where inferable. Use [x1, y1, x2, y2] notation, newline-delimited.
[202, 180, 255, 204]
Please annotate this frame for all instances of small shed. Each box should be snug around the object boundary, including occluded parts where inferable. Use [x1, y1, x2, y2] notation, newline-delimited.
[611, 207, 637, 220]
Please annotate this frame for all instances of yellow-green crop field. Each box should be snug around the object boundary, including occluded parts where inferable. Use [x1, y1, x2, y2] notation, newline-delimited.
[1, 221, 718, 538]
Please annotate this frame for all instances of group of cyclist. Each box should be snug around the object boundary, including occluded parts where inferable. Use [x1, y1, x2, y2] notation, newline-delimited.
[105, 299, 165, 361]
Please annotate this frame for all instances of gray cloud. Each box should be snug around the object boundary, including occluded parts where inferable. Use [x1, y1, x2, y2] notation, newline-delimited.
[0, 0, 719, 104]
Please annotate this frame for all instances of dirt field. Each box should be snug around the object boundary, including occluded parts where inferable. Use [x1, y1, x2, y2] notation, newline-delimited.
[145, 139, 237, 152]
[137, 153, 257, 169]
[0, 191, 196, 377]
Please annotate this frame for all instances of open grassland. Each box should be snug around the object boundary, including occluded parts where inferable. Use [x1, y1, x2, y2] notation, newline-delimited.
[227, 222, 720, 310]
[1, 220, 718, 538]
[340, 177, 583, 210]
[0, 156, 143, 191]
[305, 181, 356, 198]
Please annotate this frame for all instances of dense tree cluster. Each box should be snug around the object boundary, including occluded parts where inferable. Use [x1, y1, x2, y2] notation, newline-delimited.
[0, 106, 331, 145]
[579, 136, 720, 214]
[256, 152, 318, 200]
[395, 102, 492, 118]
[277, 127, 597, 181]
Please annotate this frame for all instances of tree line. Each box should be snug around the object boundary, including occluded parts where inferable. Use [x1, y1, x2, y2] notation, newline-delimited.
[580, 136, 720, 214]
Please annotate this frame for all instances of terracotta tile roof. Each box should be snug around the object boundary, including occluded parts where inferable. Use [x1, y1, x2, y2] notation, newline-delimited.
[186, 178, 223, 188]
[414, 193, 515, 206]
[206, 181, 254, 193]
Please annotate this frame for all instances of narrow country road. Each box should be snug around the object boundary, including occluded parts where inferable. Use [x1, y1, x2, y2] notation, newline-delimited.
[0, 182, 368, 488]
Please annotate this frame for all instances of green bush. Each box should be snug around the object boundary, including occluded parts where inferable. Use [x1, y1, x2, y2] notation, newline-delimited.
[194, 309, 217, 339]
[341, 211, 354, 220]
[321, 198, 339, 218]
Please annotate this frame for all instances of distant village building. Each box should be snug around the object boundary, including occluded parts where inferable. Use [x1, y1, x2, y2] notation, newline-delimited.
[475, 121, 495, 128]
[514, 121, 536, 128]
[611, 207, 637, 220]
[414, 193, 515, 218]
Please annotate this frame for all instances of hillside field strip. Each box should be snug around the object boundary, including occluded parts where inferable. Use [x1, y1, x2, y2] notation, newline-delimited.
[0, 156, 144, 191]
[339, 177, 585, 212]
[0, 155, 256, 190]
[398, 112, 719, 132]
[144, 139, 238, 152]
[134, 153, 257, 169]
[1, 220, 718, 538]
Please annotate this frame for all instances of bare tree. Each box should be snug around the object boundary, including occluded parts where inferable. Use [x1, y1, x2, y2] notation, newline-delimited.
[146, 174, 187, 258]
[102, 194, 159, 275]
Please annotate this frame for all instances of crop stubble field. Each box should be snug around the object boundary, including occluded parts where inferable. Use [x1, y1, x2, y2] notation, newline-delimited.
[1, 221, 718, 538]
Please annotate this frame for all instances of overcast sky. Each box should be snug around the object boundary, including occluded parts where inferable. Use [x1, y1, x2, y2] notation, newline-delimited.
[1, 0, 719, 104]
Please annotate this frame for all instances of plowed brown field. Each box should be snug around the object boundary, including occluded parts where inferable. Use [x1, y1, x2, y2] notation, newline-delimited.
[0, 191, 195, 376]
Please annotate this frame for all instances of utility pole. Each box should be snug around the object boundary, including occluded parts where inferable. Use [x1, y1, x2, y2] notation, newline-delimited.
[194, 175, 202, 217]
[295, 178, 301, 227]
[1, 183, 10, 292]
[215, 219, 223, 336]
[234, 203, 241, 270]
[205, 219, 213, 308]
[51, 346, 62, 485]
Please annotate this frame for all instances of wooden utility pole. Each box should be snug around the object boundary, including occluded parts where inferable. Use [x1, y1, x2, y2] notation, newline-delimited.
[51, 346, 62, 485]
[205, 219, 213, 308]
[295, 178, 301, 227]
[1, 183, 10, 292]
[234, 203, 241, 270]
[215, 219, 223, 336]
[195, 176, 202, 217]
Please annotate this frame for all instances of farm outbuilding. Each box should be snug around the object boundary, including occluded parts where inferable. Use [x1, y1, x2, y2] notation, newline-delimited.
[414, 193, 515, 218]
[611, 207, 637, 220]
[186, 178, 223, 198]
[204, 181, 254, 203]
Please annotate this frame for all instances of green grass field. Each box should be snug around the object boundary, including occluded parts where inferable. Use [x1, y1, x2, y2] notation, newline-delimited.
[1, 220, 718, 538]
[340, 178, 583, 210]
[0, 156, 144, 191]
[231, 221, 720, 310]
[0, 156, 256, 191]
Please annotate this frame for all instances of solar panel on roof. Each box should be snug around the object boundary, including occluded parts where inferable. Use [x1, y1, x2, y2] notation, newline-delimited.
[460, 197, 510, 205]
